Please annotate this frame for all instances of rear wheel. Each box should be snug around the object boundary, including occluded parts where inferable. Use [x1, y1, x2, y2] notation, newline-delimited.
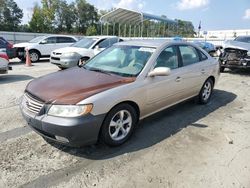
[100, 104, 137, 146]
[198, 78, 214, 104]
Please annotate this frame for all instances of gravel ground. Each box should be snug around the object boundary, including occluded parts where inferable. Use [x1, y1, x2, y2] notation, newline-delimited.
[0, 60, 250, 188]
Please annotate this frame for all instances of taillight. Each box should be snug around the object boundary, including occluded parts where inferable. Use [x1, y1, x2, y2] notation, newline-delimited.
[0, 54, 9, 61]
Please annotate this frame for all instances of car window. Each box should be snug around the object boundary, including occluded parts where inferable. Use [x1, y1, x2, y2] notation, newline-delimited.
[155, 46, 179, 69]
[84, 45, 154, 77]
[43, 37, 57, 44]
[179, 45, 200, 66]
[97, 38, 119, 48]
[199, 50, 208, 61]
[57, 37, 76, 43]
[234, 36, 250, 43]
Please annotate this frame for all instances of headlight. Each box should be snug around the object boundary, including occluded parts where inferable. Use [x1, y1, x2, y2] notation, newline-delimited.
[48, 104, 93, 117]
[61, 52, 77, 58]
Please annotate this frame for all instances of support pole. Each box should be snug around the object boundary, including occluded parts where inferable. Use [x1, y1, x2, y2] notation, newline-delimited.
[118, 23, 121, 37]
[129, 24, 131, 38]
[106, 23, 109, 35]
[101, 23, 103, 35]
[113, 23, 115, 36]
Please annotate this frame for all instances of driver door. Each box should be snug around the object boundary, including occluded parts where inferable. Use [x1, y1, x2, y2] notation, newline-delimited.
[145, 46, 186, 114]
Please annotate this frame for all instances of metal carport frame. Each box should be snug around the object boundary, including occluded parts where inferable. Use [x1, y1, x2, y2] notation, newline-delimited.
[100, 8, 177, 37]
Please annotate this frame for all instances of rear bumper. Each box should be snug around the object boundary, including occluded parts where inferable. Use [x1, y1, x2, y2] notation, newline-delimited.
[20, 105, 106, 147]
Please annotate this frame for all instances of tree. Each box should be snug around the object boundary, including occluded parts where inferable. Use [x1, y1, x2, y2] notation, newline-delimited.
[29, 4, 48, 33]
[86, 25, 97, 36]
[0, 0, 23, 31]
[75, 0, 98, 33]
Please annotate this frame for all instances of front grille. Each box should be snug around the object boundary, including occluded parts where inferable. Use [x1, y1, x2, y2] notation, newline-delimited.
[51, 57, 60, 61]
[22, 93, 44, 115]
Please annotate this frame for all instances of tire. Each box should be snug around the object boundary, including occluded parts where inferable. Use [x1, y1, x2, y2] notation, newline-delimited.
[100, 104, 137, 146]
[29, 50, 40, 62]
[77, 57, 89, 67]
[198, 78, 214, 104]
[220, 66, 225, 72]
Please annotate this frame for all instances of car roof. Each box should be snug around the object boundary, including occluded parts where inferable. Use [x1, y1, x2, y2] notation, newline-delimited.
[116, 39, 192, 48]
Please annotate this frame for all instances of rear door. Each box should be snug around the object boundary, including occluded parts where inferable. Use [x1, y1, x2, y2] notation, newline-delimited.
[175, 45, 206, 98]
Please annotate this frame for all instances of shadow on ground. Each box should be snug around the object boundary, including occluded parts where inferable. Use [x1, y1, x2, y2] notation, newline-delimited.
[223, 68, 250, 76]
[10, 59, 49, 65]
[48, 89, 237, 160]
[0, 74, 34, 84]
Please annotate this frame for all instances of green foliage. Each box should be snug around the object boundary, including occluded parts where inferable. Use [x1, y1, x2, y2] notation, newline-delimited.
[0, 0, 23, 31]
[86, 25, 97, 36]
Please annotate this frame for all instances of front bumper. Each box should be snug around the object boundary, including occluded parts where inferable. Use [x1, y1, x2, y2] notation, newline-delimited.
[50, 56, 79, 68]
[220, 59, 250, 69]
[20, 105, 106, 147]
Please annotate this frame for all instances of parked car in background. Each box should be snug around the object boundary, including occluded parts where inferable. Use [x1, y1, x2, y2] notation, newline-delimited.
[0, 37, 16, 59]
[193, 41, 218, 57]
[0, 50, 11, 74]
[13, 35, 78, 62]
[50, 36, 123, 69]
[20, 40, 219, 147]
[219, 35, 250, 72]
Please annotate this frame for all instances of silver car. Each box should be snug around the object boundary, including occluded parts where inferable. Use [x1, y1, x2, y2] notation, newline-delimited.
[50, 36, 122, 69]
[20, 40, 220, 147]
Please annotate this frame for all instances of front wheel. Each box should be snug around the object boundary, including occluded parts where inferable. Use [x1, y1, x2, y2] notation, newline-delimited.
[198, 78, 214, 104]
[100, 104, 137, 146]
[29, 50, 40, 62]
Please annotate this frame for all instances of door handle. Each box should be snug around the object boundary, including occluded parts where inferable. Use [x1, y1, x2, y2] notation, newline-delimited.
[201, 69, 206, 74]
[175, 77, 181, 82]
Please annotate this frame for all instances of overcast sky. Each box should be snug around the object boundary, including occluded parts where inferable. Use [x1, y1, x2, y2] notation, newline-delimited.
[15, 0, 250, 31]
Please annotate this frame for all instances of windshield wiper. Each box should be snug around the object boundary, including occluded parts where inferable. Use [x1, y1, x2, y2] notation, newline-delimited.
[88, 68, 113, 75]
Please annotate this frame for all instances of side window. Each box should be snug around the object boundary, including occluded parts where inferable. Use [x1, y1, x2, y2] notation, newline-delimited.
[57, 37, 76, 43]
[108, 38, 119, 46]
[43, 37, 56, 44]
[179, 45, 200, 66]
[98, 39, 110, 48]
[199, 50, 208, 61]
[155, 46, 179, 69]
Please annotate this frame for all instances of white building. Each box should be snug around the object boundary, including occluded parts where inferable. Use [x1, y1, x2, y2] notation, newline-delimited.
[202, 29, 250, 39]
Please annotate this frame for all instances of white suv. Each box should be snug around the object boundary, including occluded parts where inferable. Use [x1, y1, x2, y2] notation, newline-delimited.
[50, 36, 122, 69]
[13, 35, 78, 62]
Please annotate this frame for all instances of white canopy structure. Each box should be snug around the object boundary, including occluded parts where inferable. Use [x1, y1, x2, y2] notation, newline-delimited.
[100, 8, 177, 37]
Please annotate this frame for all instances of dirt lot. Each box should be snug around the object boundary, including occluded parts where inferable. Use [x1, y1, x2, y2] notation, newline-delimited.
[0, 60, 250, 188]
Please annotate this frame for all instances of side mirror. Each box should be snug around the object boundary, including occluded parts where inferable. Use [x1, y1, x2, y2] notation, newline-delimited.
[40, 40, 46, 44]
[148, 67, 171, 77]
[94, 45, 100, 51]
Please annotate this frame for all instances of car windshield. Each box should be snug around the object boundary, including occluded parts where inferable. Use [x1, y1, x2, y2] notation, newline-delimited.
[29, 36, 46, 43]
[234, 36, 250, 43]
[72, 38, 96, 49]
[84, 45, 155, 77]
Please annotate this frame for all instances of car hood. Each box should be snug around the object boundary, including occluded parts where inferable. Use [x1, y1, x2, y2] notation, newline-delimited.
[13, 42, 32, 48]
[224, 40, 250, 51]
[26, 67, 135, 105]
[53, 47, 91, 54]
